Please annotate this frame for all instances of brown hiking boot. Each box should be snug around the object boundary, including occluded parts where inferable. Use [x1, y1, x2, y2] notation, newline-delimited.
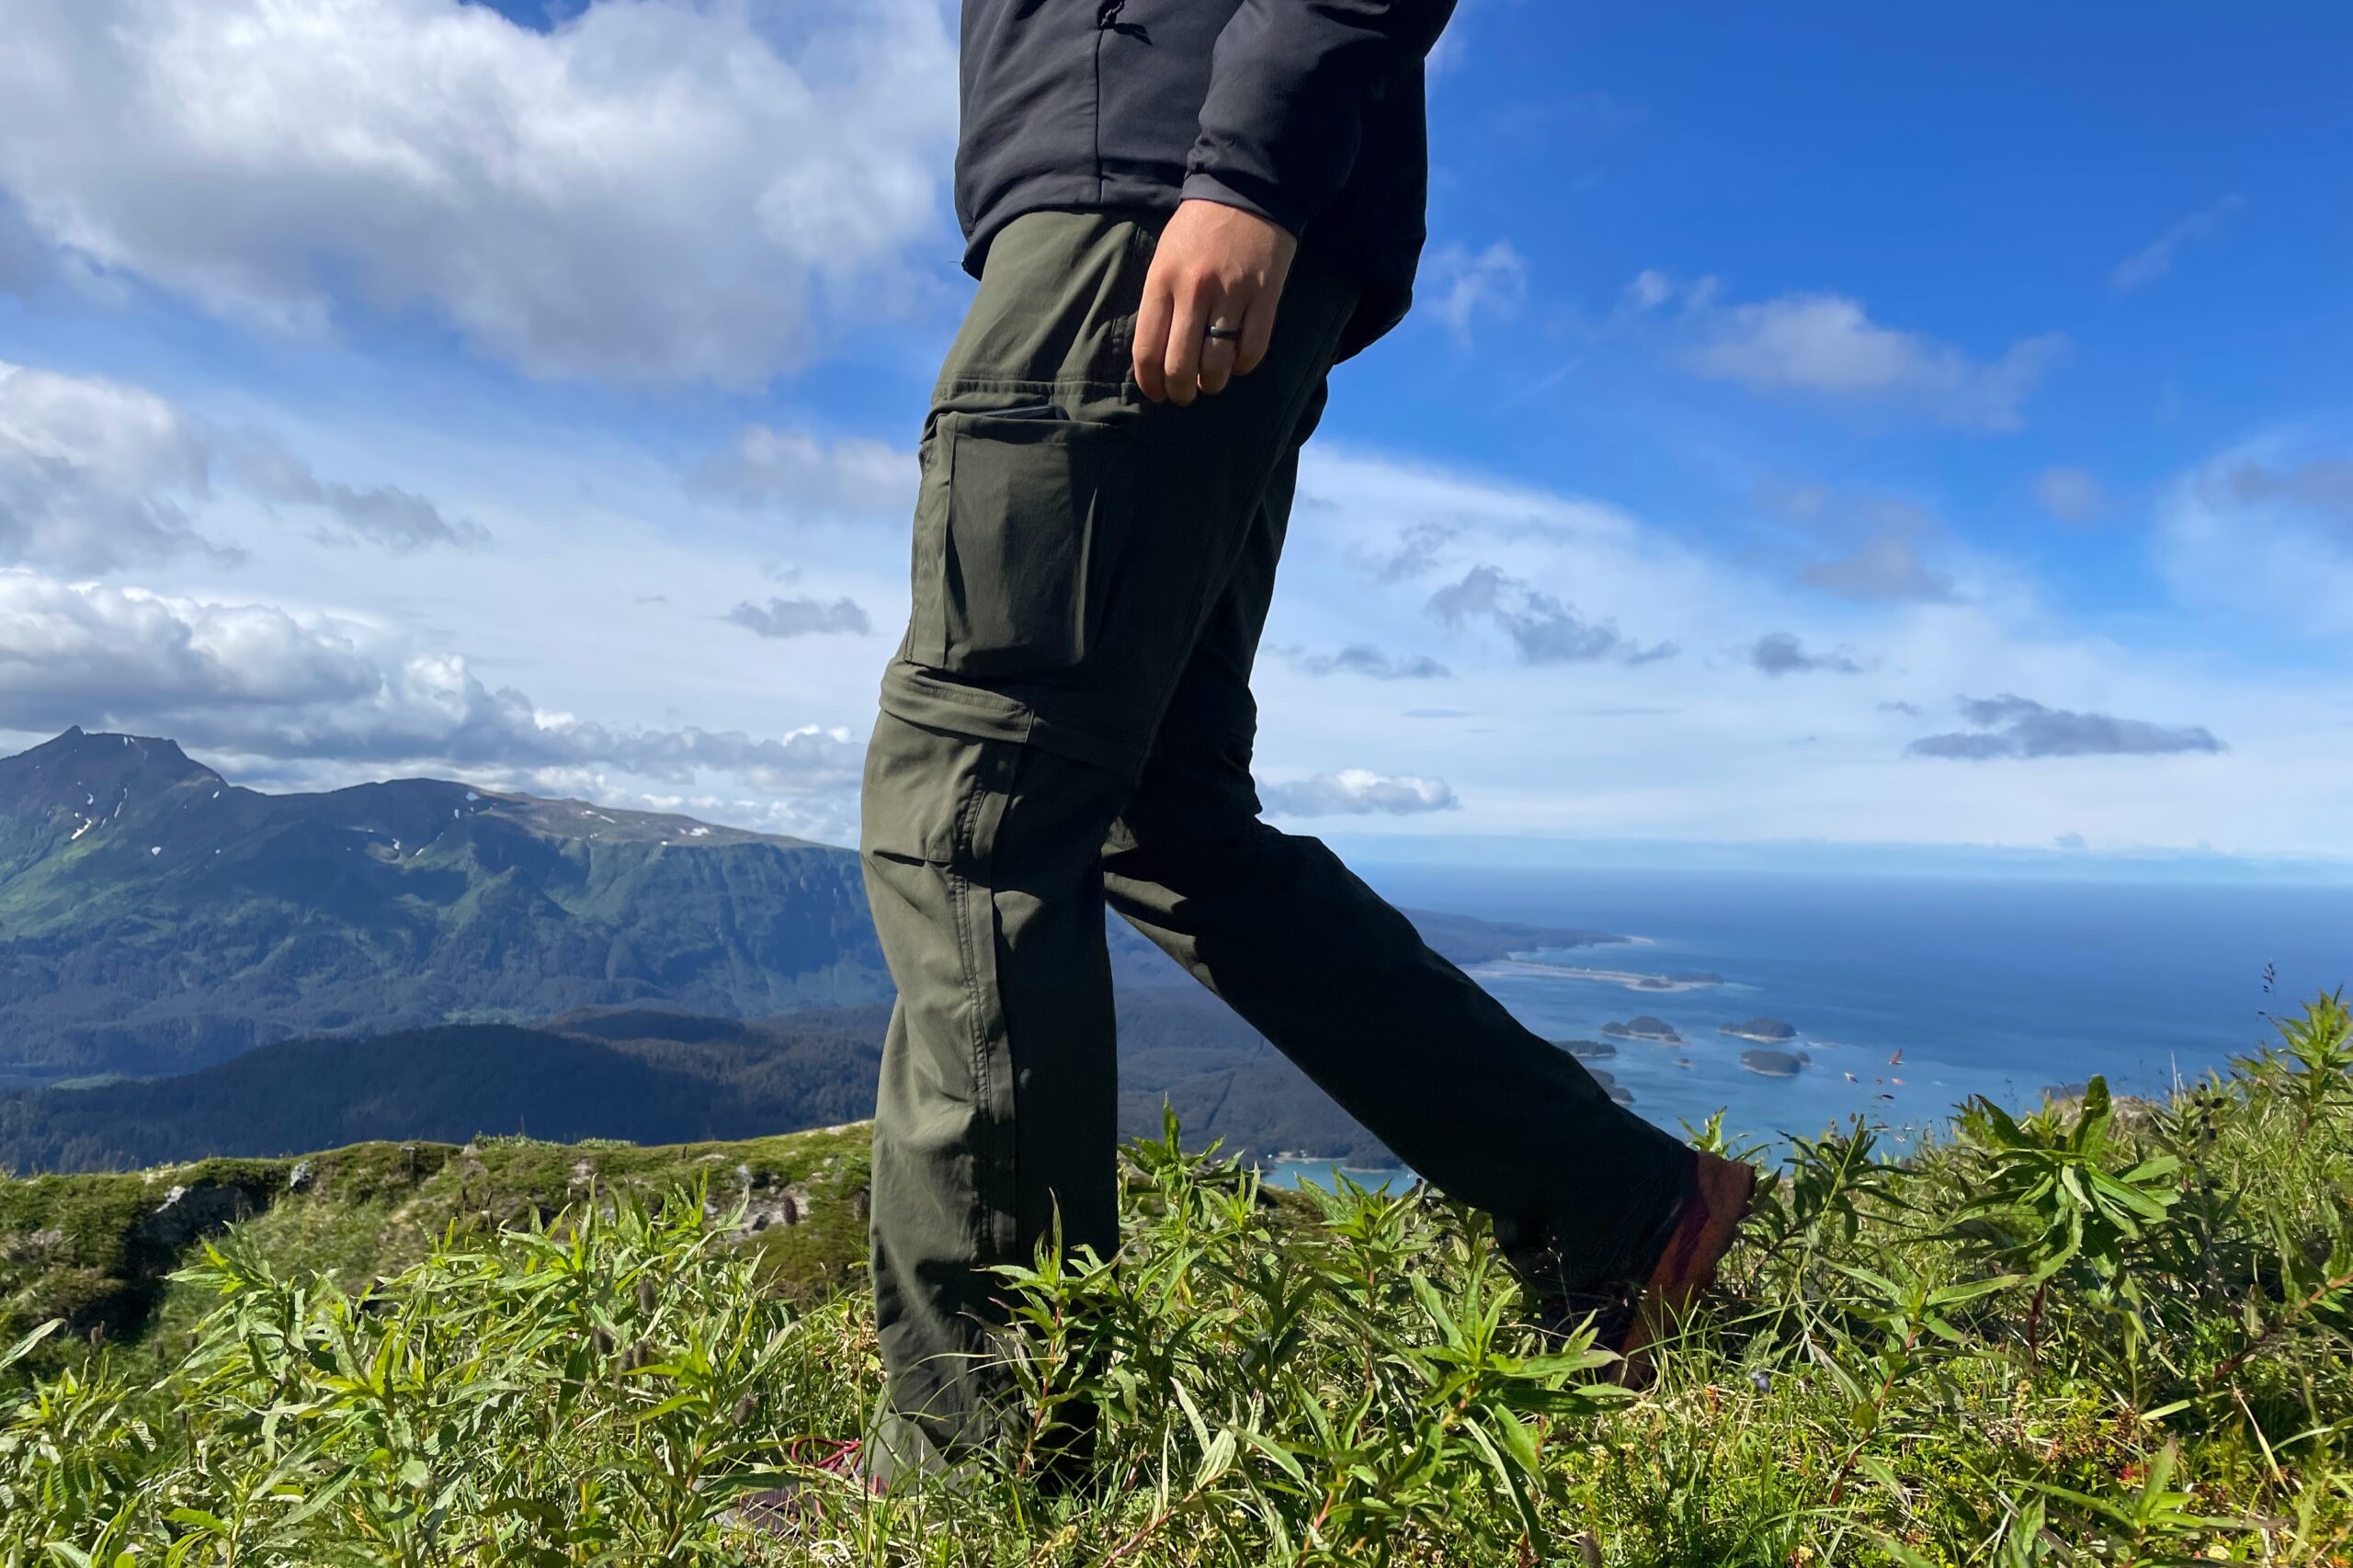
[1612, 1151, 1756, 1387]
[728, 1437, 882, 1540]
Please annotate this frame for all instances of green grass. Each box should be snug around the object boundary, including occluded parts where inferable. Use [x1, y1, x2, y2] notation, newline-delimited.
[5, 1000, 2353, 1564]
[1, 1126, 872, 1383]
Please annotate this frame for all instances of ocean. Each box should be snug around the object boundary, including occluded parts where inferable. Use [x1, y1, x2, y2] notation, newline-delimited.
[1265, 865, 2353, 1187]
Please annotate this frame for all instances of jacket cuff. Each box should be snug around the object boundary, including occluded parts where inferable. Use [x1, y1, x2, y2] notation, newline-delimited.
[1179, 169, 1309, 240]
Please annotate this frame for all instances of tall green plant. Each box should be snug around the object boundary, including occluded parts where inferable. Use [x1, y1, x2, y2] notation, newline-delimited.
[1949, 1078, 2182, 1365]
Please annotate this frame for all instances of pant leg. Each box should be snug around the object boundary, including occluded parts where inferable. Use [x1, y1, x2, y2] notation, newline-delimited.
[862, 210, 1361, 1469]
[1100, 449, 1695, 1296]
[861, 713, 1128, 1468]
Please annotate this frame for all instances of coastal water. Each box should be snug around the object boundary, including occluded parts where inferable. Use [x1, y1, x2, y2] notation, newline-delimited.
[1266, 865, 2353, 1187]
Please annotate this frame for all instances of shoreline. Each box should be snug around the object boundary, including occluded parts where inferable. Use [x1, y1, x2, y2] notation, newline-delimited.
[1492, 959, 1725, 993]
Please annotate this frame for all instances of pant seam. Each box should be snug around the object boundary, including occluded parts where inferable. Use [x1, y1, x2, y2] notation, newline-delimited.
[946, 760, 995, 1268]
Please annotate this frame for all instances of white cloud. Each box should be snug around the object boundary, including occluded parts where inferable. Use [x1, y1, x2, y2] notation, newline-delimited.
[1637, 273, 2067, 430]
[0, 358, 481, 568]
[1905, 694, 2224, 760]
[2157, 437, 2353, 639]
[1623, 268, 1675, 312]
[222, 433, 485, 552]
[1277, 643, 1452, 680]
[1424, 242, 1529, 344]
[1748, 632, 1866, 676]
[1259, 769, 1459, 817]
[0, 0, 958, 387]
[0, 566, 862, 794]
[1427, 565, 1677, 665]
[725, 595, 873, 639]
[695, 426, 915, 517]
[1800, 529, 1958, 605]
[0, 359, 220, 571]
[2112, 195, 2244, 291]
[2035, 467, 2105, 526]
[1248, 442, 2353, 855]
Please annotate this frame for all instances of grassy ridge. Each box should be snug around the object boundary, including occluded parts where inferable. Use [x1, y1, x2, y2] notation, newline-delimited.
[3, 998, 2351, 1564]
[0, 1125, 873, 1384]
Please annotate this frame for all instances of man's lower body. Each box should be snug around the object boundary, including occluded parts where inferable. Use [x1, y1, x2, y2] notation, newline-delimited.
[859, 210, 1698, 1476]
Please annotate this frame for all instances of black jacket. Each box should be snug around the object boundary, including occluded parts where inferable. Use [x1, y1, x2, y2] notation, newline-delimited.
[957, 0, 1456, 359]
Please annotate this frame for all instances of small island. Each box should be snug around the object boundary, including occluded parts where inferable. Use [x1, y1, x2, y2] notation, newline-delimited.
[1600, 1016, 1683, 1044]
[1555, 1039, 1616, 1061]
[1739, 1048, 1812, 1078]
[1585, 1065, 1636, 1107]
[1721, 1017, 1798, 1043]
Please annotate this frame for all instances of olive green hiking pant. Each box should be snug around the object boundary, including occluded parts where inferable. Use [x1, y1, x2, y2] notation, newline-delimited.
[860, 210, 1695, 1471]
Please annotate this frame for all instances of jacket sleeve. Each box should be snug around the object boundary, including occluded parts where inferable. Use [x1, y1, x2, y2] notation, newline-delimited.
[1181, 0, 1457, 237]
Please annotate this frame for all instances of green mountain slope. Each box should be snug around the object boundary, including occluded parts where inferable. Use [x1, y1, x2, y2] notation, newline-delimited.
[0, 1007, 892, 1172]
[1, 729, 1621, 1094]
[0, 1121, 875, 1374]
[0, 992, 1395, 1174]
[0, 728, 889, 1078]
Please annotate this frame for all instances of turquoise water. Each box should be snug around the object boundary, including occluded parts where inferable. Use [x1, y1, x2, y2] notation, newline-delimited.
[1261, 1160, 1415, 1195]
[1258, 865, 2352, 1187]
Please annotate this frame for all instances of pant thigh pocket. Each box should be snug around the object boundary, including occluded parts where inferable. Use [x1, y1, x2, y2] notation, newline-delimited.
[908, 410, 1125, 680]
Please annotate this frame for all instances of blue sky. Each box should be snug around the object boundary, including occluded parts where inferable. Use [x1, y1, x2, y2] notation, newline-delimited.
[1, 0, 2347, 869]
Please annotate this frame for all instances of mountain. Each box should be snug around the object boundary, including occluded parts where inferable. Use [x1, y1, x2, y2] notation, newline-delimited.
[0, 992, 1392, 1174]
[0, 729, 888, 1079]
[1, 727, 1628, 1163]
[0, 1006, 892, 1172]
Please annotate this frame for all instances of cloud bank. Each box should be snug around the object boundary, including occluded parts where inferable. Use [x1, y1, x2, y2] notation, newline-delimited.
[1279, 643, 1452, 680]
[1631, 273, 2066, 431]
[1427, 565, 1677, 665]
[0, 0, 958, 386]
[0, 566, 861, 791]
[1749, 632, 1865, 676]
[1258, 769, 1460, 817]
[726, 596, 874, 640]
[1906, 694, 2224, 761]
[0, 359, 478, 569]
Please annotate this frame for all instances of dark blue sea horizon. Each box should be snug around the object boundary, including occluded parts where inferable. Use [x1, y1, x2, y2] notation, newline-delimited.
[1266, 864, 2353, 1187]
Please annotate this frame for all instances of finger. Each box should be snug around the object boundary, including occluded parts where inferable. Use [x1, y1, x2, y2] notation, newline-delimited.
[1235, 282, 1280, 378]
[1164, 278, 1215, 407]
[1204, 306, 1242, 392]
[1132, 272, 1174, 402]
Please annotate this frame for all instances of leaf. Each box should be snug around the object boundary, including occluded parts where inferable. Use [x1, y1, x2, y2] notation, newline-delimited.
[1464, 1421, 1548, 1557]
[1232, 1423, 1308, 1485]
[0, 1317, 63, 1374]
[1194, 1428, 1237, 1491]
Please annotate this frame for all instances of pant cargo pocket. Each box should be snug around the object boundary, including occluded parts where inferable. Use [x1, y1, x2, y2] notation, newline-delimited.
[908, 409, 1126, 680]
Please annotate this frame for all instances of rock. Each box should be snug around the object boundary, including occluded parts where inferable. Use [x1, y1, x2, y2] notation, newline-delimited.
[729, 1182, 813, 1239]
[1556, 1039, 1616, 1061]
[1738, 1049, 1811, 1078]
[1, 1227, 64, 1265]
[1721, 1017, 1797, 1042]
[136, 1180, 261, 1252]
[1581, 1065, 1636, 1108]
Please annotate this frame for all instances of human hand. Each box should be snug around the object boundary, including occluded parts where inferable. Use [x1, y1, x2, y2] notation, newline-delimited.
[1131, 199, 1299, 406]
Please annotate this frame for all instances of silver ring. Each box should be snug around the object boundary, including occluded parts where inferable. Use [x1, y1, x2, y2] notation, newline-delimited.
[1204, 324, 1243, 342]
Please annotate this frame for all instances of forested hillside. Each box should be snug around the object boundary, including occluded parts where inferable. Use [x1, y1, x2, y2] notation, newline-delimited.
[0, 991, 1398, 1173]
[0, 729, 886, 1078]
